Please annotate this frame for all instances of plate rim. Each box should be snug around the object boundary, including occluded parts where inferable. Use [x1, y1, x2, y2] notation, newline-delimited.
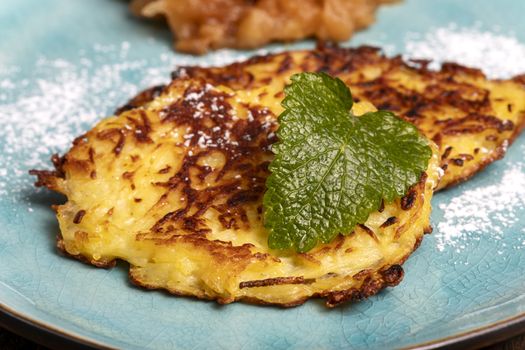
[0, 303, 109, 350]
[2, 297, 525, 349]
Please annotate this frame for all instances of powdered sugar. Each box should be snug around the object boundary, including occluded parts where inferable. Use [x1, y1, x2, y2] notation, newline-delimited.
[404, 24, 525, 79]
[436, 154, 525, 253]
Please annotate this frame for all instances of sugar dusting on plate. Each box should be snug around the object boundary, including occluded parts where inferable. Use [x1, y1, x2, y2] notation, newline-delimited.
[436, 159, 525, 253]
[0, 42, 266, 202]
[404, 24, 525, 79]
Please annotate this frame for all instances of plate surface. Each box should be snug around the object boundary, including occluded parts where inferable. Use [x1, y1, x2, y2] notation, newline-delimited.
[1, 1, 525, 349]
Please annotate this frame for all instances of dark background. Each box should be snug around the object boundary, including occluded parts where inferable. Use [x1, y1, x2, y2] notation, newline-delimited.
[1, 326, 524, 350]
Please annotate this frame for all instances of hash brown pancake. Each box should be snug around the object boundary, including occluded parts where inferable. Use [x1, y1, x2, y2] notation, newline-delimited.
[32, 76, 440, 307]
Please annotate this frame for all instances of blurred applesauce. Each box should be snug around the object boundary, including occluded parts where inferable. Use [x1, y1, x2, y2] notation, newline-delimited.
[131, 0, 397, 54]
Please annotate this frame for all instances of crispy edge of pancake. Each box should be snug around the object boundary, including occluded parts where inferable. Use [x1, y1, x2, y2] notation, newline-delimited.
[436, 125, 523, 190]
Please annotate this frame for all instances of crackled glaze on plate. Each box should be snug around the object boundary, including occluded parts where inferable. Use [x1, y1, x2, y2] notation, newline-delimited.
[1, 0, 525, 349]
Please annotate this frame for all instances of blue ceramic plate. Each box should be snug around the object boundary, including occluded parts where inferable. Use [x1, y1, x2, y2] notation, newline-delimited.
[1, 1, 525, 349]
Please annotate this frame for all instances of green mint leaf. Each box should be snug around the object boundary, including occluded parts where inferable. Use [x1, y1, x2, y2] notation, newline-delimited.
[263, 72, 432, 252]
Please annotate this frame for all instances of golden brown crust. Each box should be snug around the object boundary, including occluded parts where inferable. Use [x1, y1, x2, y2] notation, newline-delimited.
[322, 265, 404, 308]
[29, 154, 66, 192]
[115, 85, 166, 115]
